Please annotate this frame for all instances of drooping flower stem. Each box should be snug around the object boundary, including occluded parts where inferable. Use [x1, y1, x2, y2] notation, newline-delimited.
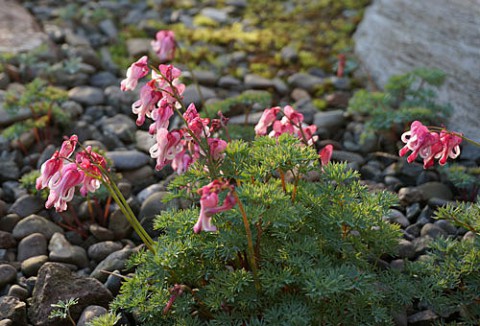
[427, 126, 480, 148]
[100, 170, 156, 253]
[231, 190, 260, 290]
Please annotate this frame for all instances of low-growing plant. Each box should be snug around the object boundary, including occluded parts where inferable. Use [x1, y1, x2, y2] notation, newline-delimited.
[439, 164, 480, 202]
[348, 68, 452, 143]
[49, 297, 79, 325]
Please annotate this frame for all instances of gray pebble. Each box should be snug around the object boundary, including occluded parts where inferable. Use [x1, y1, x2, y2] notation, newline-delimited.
[7, 285, 28, 301]
[77, 305, 108, 326]
[68, 86, 105, 106]
[106, 150, 151, 171]
[88, 241, 123, 263]
[12, 215, 63, 240]
[17, 233, 47, 261]
[20, 255, 48, 277]
[0, 264, 17, 288]
[48, 233, 89, 268]
[420, 223, 447, 239]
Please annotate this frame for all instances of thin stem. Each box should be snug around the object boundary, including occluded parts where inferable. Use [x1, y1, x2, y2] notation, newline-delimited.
[231, 190, 260, 291]
[278, 169, 286, 193]
[291, 171, 300, 203]
[103, 179, 156, 253]
[427, 126, 480, 147]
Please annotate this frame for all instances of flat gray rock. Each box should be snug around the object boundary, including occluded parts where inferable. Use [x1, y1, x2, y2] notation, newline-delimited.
[12, 215, 63, 240]
[0, 0, 49, 53]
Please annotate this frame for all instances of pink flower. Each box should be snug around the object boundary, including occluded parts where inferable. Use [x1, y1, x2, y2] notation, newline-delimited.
[269, 118, 295, 137]
[149, 129, 184, 170]
[131, 82, 163, 127]
[208, 138, 228, 160]
[183, 103, 210, 139]
[300, 125, 318, 145]
[283, 105, 304, 125]
[36, 151, 63, 190]
[437, 130, 462, 165]
[152, 65, 185, 103]
[76, 146, 107, 196]
[59, 135, 78, 158]
[319, 144, 333, 167]
[151, 30, 176, 63]
[193, 180, 236, 233]
[120, 56, 149, 91]
[399, 121, 463, 168]
[254, 106, 280, 136]
[45, 163, 85, 212]
[36, 135, 79, 190]
[399, 121, 438, 164]
[171, 149, 193, 174]
[149, 98, 174, 134]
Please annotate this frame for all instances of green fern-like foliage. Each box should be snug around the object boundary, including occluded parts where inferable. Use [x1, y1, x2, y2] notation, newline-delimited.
[348, 68, 452, 143]
[110, 134, 438, 325]
[409, 234, 480, 324]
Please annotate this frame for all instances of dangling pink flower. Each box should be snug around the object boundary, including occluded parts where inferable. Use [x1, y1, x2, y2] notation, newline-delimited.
[76, 146, 107, 196]
[120, 56, 149, 91]
[319, 144, 333, 168]
[149, 98, 174, 134]
[152, 64, 185, 103]
[208, 138, 228, 160]
[300, 125, 318, 145]
[171, 149, 193, 174]
[254, 106, 280, 136]
[149, 129, 184, 170]
[59, 135, 78, 158]
[399, 121, 438, 164]
[36, 135, 79, 190]
[283, 105, 304, 125]
[269, 118, 295, 138]
[193, 180, 236, 233]
[151, 30, 176, 63]
[132, 82, 163, 127]
[36, 151, 63, 190]
[183, 103, 210, 139]
[400, 121, 463, 168]
[437, 130, 462, 165]
[45, 163, 85, 212]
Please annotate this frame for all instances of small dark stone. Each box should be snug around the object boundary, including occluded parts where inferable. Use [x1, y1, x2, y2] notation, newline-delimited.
[7, 285, 28, 301]
[0, 231, 16, 249]
[17, 233, 47, 261]
[0, 296, 27, 326]
[407, 309, 438, 325]
[0, 264, 17, 288]
[77, 305, 108, 326]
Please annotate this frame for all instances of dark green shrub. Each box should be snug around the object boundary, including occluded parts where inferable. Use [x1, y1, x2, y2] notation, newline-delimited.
[110, 134, 434, 325]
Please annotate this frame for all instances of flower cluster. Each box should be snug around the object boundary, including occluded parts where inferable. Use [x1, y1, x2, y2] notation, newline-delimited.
[194, 179, 236, 233]
[255, 105, 332, 167]
[399, 120, 463, 168]
[151, 30, 176, 63]
[120, 31, 233, 233]
[36, 135, 107, 211]
[121, 56, 228, 174]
